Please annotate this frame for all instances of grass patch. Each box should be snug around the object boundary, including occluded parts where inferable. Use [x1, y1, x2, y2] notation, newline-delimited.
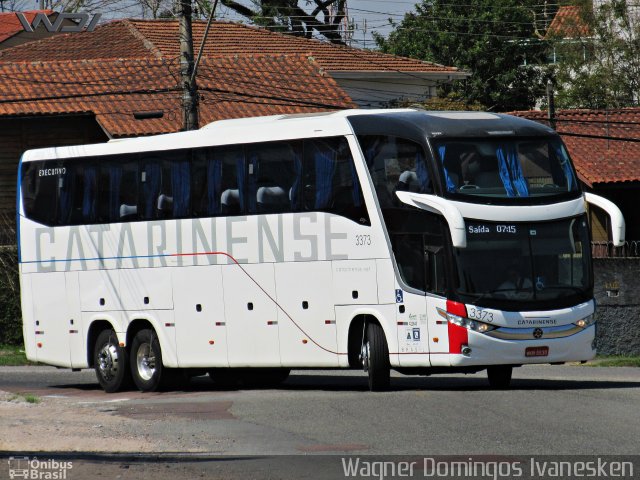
[6, 392, 41, 404]
[586, 356, 640, 367]
[0, 344, 37, 366]
[23, 393, 41, 404]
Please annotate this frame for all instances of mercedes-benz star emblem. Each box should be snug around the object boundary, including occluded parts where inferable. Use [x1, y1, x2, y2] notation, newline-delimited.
[533, 328, 543, 339]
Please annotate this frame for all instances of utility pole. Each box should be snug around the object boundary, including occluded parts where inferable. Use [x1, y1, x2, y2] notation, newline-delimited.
[177, 0, 198, 130]
[546, 79, 556, 130]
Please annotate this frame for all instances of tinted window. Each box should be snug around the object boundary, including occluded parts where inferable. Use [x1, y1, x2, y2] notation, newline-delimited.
[387, 209, 446, 294]
[433, 137, 578, 199]
[248, 142, 300, 215]
[299, 137, 368, 224]
[21, 161, 60, 226]
[20, 137, 369, 226]
[358, 135, 432, 208]
[193, 146, 242, 217]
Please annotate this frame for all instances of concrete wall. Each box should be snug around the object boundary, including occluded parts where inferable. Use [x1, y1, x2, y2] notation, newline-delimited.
[593, 258, 640, 355]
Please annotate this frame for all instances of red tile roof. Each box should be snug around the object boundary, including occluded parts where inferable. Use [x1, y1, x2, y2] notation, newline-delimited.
[512, 109, 640, 186]
[0, 18, 461, 73]
[0, 10, 54, 43]
[545, 6, 591, 40]
[0, 56, 355, 137]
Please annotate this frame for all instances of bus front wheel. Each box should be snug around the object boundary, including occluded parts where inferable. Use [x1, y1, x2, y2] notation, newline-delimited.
[130, 328, 165, 392]
[94, 329, 131, 393]
[362, 322, 390, 391]
[487, 366, 513, 389]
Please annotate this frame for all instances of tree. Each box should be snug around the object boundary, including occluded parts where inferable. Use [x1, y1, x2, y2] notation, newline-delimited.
[550, 0, 640, 109]
[375, 0, 550, 112]
[220, 0, 348, 44]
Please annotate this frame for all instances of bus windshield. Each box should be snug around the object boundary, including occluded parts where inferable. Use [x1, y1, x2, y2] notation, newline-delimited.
[432, 137, 579, 200]
[454, 216, 592, 309]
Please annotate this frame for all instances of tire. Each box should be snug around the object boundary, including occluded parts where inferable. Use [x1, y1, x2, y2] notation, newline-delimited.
[363, 322, 390, 391]
[94, 329, 131, 393]
[487, 365, 513, 389]
[130, 328, 165, 392]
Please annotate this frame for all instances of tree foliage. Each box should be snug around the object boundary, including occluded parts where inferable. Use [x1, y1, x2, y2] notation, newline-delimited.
[220, 0, 348, 44]
[375, 0, 549, 112]
[550, 0, 640, 109]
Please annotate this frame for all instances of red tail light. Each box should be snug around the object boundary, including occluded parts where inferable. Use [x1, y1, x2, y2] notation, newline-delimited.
[446, 300, 467, 318]
[447, 300, 468, 354]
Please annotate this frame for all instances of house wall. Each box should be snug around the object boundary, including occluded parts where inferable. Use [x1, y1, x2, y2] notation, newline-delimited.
[0, 115, 108, 241]
[332, 76, 438, 108]
[588, 183, 640, 242]
[593, 258, 640, 356]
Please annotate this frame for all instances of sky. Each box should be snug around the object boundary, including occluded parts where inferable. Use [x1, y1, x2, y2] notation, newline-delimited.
[3, 0, 417, 49]
[212, 0, 419, 49]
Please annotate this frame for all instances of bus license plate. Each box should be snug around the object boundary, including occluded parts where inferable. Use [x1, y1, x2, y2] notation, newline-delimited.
[525, 346, 549, 357]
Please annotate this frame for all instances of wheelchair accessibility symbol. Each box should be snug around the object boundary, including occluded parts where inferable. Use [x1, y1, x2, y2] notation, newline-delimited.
[395, 289, 403, 303]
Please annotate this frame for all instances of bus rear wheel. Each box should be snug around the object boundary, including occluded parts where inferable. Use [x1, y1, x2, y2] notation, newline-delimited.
[487, 366, 513, 389]
[362, 322, 390, 392]
[130, 328, 165, 392]
[94, 329, 131, 393]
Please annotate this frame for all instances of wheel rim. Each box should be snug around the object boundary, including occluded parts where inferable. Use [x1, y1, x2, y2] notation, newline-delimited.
[361, 340, 370, 372]
[97, 343, 119, 381]
[136, 342, 156, 381]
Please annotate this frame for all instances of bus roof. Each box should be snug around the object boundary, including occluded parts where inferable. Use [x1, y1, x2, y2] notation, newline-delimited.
[20, 109, 556, 162]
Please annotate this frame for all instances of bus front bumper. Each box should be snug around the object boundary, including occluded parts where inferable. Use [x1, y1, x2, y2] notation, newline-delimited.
[449, 324, 596, 367]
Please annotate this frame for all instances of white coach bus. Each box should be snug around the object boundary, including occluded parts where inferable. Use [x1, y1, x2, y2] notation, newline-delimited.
[17, 109, 625, 392]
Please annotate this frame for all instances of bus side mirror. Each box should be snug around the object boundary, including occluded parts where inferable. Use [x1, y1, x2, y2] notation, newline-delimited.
[584, 192, 625, 247]
[395, 191, 467, 248]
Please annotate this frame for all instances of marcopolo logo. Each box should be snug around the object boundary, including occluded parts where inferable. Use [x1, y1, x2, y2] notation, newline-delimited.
[16, 12, 101, 33]
[7, 456, 73, 479]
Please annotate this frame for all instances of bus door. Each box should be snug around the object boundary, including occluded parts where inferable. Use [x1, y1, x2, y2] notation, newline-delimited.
[393, 230, 448, 367]
[30, 272, 71, 366]
[173, 265, 228, 368]
[223, 263, 281, 367]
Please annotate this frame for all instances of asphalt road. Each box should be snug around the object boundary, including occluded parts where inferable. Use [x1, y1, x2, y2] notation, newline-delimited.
[1, 365, 639, 479]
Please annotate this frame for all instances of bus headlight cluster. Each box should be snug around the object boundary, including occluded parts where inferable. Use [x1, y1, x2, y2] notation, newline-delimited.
[447, 313, 496, 333]
[575, 314, 596, 329]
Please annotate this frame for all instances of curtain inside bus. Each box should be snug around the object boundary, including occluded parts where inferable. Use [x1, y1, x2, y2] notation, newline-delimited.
[171, 158, 191, 218]
[314, 146, 336, 209]
[206, 155, 223, 215]
[143, 162, 161, 218]
[496, 144, 529, 197]
[108, 165, 122, 221]
[82, 166, 97, 222]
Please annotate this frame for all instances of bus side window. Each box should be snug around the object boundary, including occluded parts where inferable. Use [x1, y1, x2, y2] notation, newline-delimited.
[80, 165, 98, 224]
[424, 224, 447, 295]
[219, 147, 245, 216]
[140, 158, 163, 220]
[21, 161, 58, 226]
[97, 158, 138, 223]
[304, 137, 369, 224]
[140, 151, 191, 220]
[248, 141, 299, 215]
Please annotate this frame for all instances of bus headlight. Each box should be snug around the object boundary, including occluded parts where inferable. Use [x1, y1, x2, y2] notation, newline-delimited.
[446, 313, 496, 333]
[575, 314, 596, 329]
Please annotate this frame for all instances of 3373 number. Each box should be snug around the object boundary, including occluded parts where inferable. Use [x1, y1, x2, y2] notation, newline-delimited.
[355, 235, 371, 246]
[467, 307, 494, 322]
